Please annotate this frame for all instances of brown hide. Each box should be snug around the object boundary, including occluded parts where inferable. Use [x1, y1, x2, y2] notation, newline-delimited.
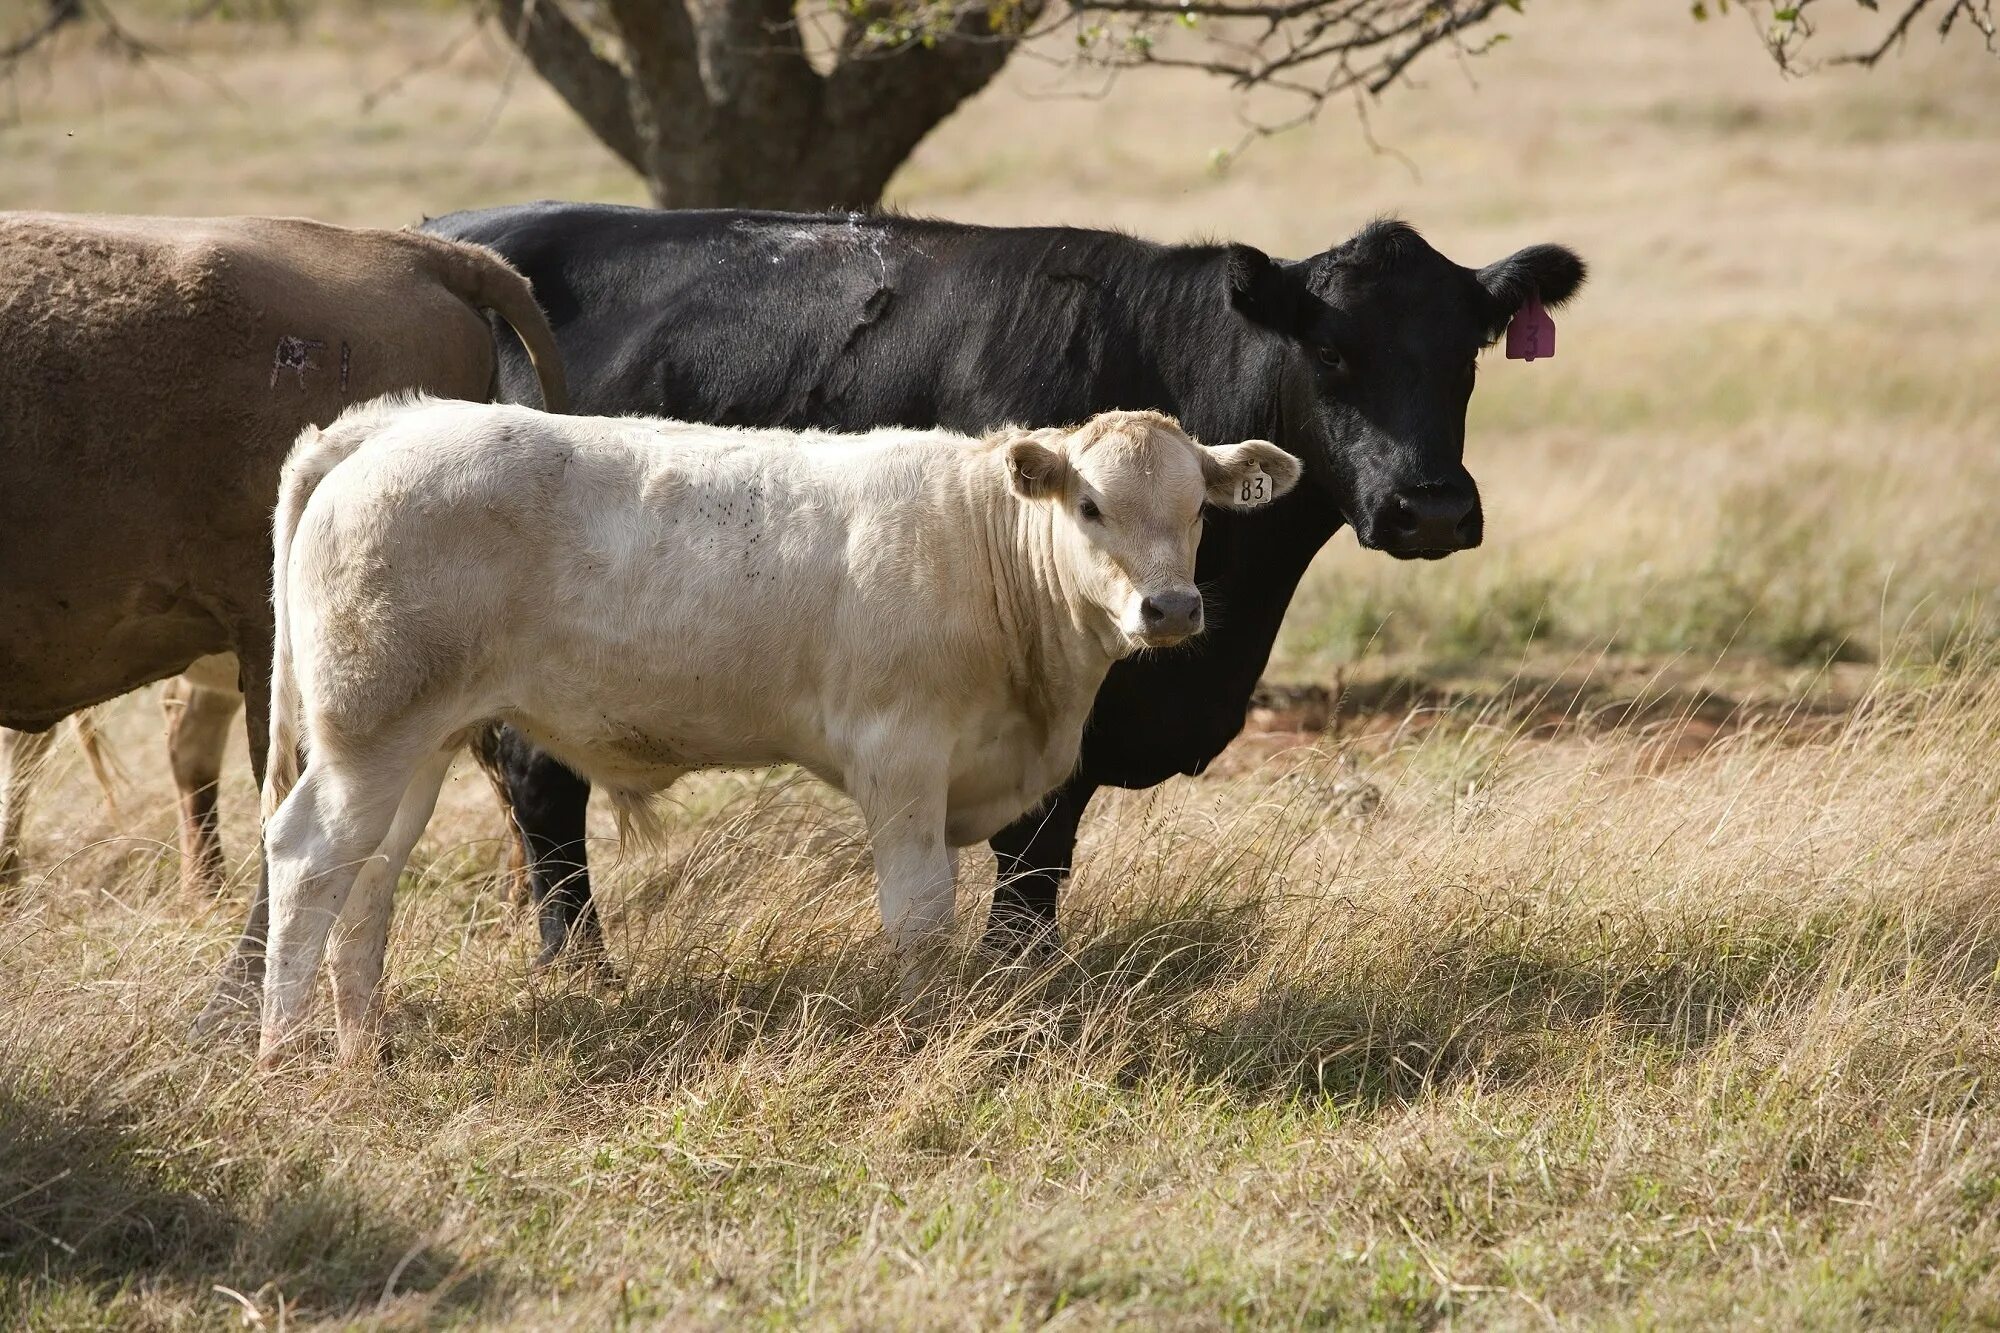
[0, 213, 566, 733]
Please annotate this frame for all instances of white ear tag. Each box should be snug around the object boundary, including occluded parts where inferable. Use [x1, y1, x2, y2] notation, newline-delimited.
[1238, 468, 1272, 505]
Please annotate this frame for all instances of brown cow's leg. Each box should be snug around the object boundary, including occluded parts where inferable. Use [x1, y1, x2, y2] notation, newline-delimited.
[163, 675, 242, 898]
[191, 633, 271, 1042]
[0, 726, 59, 885]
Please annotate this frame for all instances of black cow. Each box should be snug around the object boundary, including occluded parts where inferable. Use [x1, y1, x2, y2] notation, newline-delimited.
[425, 203, 1585, 962]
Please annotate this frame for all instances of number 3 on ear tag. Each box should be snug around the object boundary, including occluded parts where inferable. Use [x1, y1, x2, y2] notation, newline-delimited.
[1239, 469, 1271, 504]
[1506, 293, 1556, 361]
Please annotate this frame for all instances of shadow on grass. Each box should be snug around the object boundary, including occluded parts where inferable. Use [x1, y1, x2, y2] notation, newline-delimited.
[401, 880, 2000, 1126]
[0, 1079, 489, 1326]
[1184, 898, 2000, 1107]
[1183, 950, 1745, 1108]
[1333, 666, 1860, 750]
[421, 896, 1762, 1108]
[400, 890, 1277, 1090]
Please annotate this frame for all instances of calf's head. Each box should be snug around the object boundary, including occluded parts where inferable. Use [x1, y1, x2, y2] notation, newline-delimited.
[1005, 411, 1301, 652]
[1226, 220, 1586, 559]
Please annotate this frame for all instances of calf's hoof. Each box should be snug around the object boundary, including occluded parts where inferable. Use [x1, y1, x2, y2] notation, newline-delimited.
[337, 1034, 395, 1069]
[257, 1020, 325, 1072]
[255, 1029, 290, 1072]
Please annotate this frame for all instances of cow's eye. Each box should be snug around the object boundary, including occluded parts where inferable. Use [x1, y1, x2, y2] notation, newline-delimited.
[1316, 346, 1345, 373]
[1079, 497, 1102, 521]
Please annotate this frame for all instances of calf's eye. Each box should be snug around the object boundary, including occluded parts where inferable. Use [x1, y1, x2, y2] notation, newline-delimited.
[1079, 497, 1102, 521]
[1317, 346, 1345, 372]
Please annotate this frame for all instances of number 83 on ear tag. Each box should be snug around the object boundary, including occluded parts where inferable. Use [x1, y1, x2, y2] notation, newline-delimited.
[1239, 469, 1271, 504]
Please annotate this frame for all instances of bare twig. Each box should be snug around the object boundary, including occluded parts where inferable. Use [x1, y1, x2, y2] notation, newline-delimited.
[361, 18, 480, 113]
[1061, 0, 1518, 142]
[1, 0, 82, 65]
[1754, 0, 1996, 73]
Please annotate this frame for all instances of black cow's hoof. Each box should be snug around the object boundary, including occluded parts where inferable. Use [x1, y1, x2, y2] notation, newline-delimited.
[189, 983, 259, 1045]
[533, 944, 621, 990]
[979, 916, 1064, 964]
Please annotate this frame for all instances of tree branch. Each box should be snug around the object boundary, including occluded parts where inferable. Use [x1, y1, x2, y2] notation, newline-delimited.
[1364, 0, 1506, 93]
[818, 0, 1034, 202]
[696, 0, 812, 105]
[487, 0, 644, 171]
[1828, 0, 1995, 65]
[1835, 0, 1939, 66]
[2, 0, 81, 64]
[1071, 0, 1338, 19]
[1751, 0, 1995, 73]
[1066, 0, 1516, 134]
[600, 0, 707, 121]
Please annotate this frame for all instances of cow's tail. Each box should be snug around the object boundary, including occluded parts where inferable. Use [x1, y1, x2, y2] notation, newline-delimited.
[409, 232, 569, 414]
[263, 403, 399, 821]
[71, 710, 124, 816]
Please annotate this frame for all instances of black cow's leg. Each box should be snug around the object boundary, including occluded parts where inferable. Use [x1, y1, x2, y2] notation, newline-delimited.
[984, 778, 1097, 954]
[192, 632, 274, 1040]
[474, 725, 605, 971]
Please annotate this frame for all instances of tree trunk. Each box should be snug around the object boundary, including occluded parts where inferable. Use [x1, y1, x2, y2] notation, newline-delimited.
[491, 0, 1020, 212]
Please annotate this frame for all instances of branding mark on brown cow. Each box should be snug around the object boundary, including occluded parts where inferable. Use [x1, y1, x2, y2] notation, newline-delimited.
[270, 335, 325, 390]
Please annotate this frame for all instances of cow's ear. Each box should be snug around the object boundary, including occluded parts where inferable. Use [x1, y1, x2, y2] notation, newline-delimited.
[1201, 439, 1302, 510]
[1476, 244, 1587, 326]
[1226, 245, 1297, 330]
[1006, 439, 1069, 500]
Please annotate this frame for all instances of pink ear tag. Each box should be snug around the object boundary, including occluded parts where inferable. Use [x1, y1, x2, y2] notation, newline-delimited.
[1505, 293, 1556, 361]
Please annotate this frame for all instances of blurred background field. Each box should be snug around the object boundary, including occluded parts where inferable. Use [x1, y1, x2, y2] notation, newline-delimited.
[3, 2, 1998, 1327]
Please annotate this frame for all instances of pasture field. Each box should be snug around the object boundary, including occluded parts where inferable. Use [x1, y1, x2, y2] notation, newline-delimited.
[4, 2, 1999, 1327]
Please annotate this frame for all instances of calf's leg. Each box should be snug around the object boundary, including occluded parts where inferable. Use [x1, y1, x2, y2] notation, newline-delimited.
[162, 675, 242, 897]
[0, 726, 59, 885]
[984, 778, 1096, 954]
[855, 765, 956, 1006]
[259, 754, 421, 1066]
[328, 750, 454, 1066]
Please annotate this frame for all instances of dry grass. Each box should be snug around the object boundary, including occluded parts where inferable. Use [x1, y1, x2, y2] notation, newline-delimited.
[3, 1, 1999, 1327]
[7, 659, 2000, 1328]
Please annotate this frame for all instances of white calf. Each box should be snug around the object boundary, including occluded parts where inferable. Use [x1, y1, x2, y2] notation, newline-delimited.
[257, 396, 1298, 1064]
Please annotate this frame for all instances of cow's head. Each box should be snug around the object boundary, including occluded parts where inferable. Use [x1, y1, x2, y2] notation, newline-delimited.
[1227, 220, 1585, 559]
[1004, 411, 1301, 652]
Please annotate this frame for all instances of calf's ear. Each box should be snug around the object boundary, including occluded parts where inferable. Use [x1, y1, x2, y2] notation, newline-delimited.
[1006, 439, 1070, 500]
[1476, 244, 1587, 328]
[1201, 440, 1302, 510]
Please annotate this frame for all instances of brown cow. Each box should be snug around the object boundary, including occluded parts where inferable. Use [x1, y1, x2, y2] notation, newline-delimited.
[0, 213, 567, 1028]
